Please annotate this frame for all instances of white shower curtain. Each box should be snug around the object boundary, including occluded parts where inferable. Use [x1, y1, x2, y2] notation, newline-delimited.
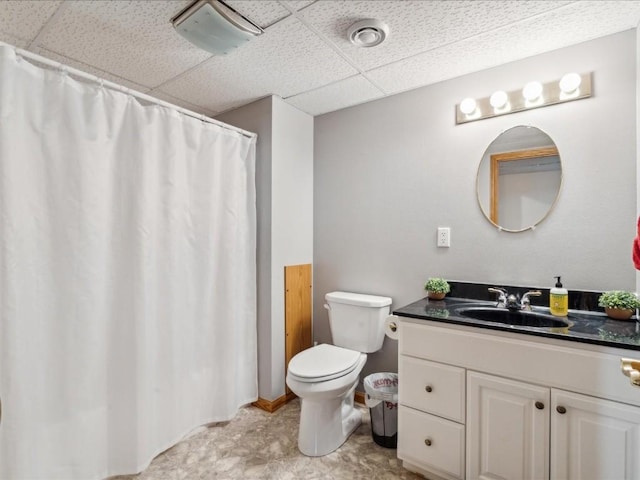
[0, 45, 257, 479]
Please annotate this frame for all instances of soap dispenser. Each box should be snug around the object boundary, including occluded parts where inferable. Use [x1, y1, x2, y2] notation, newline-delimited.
[550, 276, 568, 317]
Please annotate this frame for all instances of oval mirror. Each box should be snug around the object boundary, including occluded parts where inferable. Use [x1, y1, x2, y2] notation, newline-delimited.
[476, 126, 562, 232]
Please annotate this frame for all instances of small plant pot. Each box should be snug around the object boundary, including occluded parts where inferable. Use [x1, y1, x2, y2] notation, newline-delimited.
[427, 291, 446, 300]
[604, 307, 635, 321]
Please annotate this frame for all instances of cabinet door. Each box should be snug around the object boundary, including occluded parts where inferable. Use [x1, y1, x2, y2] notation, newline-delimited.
[551, 389, 640, 480]
[467, 371, 550, 480]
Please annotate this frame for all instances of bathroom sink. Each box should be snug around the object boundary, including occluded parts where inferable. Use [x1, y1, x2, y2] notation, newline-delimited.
[453, 306, 570, 328]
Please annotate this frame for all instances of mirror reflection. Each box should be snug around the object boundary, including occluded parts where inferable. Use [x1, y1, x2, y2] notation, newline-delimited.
[477, 126, 562, 232]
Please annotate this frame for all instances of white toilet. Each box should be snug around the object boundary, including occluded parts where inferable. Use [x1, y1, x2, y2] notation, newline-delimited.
[286, 291, 392, 456]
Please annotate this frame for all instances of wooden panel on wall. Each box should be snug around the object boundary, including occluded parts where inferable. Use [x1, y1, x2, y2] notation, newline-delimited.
[285, 264, 312, 393]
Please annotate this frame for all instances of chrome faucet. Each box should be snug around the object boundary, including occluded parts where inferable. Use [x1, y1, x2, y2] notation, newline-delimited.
[488, 287, 508, 308]
[488, 287, 542, 311]
[521, 290, 542, 311]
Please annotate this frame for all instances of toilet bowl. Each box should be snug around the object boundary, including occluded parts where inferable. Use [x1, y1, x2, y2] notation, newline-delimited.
[286, 344, 367, 456]
[286, 291, 392, 457]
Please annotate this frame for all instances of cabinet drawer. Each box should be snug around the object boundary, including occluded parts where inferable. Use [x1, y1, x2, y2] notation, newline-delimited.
[400, 356, 465, 422]
[400, 320, 640, 408]
[398, 406, 465, 480]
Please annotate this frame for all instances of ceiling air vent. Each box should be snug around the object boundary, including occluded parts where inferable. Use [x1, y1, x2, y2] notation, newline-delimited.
[347, 19, 389, 48]
[171, 0, 263, 55]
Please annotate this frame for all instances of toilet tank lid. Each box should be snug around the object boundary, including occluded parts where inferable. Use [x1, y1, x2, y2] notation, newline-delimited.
[325, 291, 392, 307]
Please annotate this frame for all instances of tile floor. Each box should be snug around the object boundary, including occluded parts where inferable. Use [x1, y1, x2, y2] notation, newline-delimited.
[112, 398, 423, 479]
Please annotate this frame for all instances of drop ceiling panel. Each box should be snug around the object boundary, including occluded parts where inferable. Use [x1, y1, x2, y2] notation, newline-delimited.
[151, 90, 218, 117]
[285, 74, 385, 116]
[158, 15, 358, 113]
[0, 33, 29, 50]
[368, 1, 640, 97]
[225, 1, 291, 28]
[298, 0, 573, 72]
[34, 0, 211, 88]
[0, 0, 639, 117]
[30, 46, 151, 93]
[0, 0, 62, 44]
[282, 1, 317, 12]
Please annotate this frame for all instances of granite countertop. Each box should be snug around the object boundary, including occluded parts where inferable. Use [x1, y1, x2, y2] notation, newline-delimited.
[394, 295, 640, 351]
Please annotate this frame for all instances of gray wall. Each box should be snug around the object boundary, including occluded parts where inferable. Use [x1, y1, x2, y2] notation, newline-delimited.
[217, 96, 314, 401]
[314, 30, 637, 382]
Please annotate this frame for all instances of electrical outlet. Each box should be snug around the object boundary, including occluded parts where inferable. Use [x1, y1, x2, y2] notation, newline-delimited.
[437, 227, 450, 247]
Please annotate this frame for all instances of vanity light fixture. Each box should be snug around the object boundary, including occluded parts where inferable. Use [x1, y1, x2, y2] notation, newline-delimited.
[456, 72, 592, 124]
[459, 97, 480, 120]
[522, 81, 543, 101]
[460, 97, 477, 115]
[522, 81, 543, 106]
[489, 90, 509, 112]
[559, 72, 581, 93]
[559, 72, 582, 99]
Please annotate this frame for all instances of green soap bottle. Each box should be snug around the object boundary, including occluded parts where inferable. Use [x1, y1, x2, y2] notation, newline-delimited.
[550, 276, 568, 317]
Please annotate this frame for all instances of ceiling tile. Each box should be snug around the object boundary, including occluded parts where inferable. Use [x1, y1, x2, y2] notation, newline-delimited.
[281, 1, 317, 12]
[225, 1, 291, 28]
[34, 0, 212, 88]
[0, 0, 62, 44]
[158, 15, 358, 113]
[367, 1, 640, 96]
[0, 32, 29, 49]
[1, 0, 638, 117]
[151, 90, 219, 117]
[298, 0, 572, 71]
[30, 46, 151, 93]
[285, 74, 385, 115]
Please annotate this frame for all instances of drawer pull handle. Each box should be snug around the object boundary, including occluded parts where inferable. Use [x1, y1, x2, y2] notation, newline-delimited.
[621, 358, 640, 387]
[535, 401, 544, 410]
[425, 385, 433, 393]
[556, 405, 566, 414]
[424, 438, 432, 447]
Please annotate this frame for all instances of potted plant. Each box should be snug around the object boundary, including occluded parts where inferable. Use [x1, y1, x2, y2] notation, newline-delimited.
[598, 290, 640, 320]
[424, 277, 450, 300]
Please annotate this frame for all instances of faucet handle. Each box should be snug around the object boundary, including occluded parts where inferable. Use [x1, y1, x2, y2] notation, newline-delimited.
[488, 287, 508, 307]
[521, 290, 542, 310]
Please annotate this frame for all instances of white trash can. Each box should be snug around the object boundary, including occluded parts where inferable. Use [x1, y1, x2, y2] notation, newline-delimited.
[364, 372, 398, 448]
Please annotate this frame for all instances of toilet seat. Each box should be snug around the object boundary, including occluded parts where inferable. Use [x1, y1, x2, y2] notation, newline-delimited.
[288, 344, 362, 383]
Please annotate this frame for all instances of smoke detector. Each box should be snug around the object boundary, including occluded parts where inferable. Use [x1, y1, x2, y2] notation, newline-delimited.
[347, 19, 389, 48]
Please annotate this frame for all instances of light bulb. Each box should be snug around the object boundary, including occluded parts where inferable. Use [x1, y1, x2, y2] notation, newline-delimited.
[460, 97, 477, 115]
[490, 90, 508, 109]
[522, 81, 543, 101]
[559, 72, 581, 93]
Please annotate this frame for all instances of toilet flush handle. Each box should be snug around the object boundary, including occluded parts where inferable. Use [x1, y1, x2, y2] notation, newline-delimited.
[324, 304, 330, 311]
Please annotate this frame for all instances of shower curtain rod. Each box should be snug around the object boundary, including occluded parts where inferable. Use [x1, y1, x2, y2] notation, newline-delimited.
[1, 42, 257, 139]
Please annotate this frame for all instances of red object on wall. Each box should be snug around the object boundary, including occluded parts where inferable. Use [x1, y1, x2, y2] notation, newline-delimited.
[633, 216, 640, 270]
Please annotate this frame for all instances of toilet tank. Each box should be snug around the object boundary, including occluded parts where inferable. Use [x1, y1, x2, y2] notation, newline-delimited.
[325, 291, 392, 353]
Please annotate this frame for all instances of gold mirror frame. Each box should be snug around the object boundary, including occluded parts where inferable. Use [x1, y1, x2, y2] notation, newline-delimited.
[477, 126, 563, 233]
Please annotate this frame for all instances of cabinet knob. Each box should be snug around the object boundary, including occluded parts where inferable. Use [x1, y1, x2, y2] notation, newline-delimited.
[535, 401, 544, 410]
[556, 405, 567, 414]
[424, 438, 432, 447]
[425, 385, 433, 393]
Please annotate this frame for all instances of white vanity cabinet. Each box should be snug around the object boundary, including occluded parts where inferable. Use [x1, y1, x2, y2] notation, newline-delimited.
[467, 372, 550, 480]
[551, 389, 640, 479]
[398, 356, 466, 480]
[397, 318, 640, 480]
